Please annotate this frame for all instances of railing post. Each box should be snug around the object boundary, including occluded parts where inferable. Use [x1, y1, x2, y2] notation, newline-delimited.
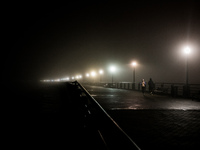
[138, 83, 140, 91]
[183, 85, 190, 98]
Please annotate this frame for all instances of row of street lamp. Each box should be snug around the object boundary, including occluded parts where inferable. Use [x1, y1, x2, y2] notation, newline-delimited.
[42, 46, 192, 86]
[42, 62, 137, 83]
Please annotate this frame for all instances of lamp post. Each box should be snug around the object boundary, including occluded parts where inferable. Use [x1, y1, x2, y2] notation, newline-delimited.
[99, 69, 104, 83]
[110, 66, 116, 85]
[91, 71, 96, 83]
[183, 46, 191, 97]
[131, 62, 137, 90]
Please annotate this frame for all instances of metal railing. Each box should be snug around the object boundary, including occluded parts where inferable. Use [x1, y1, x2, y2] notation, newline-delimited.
[84, 81, 200, 98]
[71, 81, 141, 150]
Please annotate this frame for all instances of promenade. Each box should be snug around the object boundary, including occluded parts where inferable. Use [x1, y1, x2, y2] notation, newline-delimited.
[4, 81, 200, 149]
[84, 85, 200, 149]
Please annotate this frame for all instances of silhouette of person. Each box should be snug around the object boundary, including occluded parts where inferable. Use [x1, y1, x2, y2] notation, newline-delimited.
[148, 78, 154, 95]
[141, 79, 146, 95]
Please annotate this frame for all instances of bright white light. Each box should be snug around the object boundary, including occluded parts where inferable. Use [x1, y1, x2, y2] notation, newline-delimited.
[110, 66, 116, 73]
[184, 46, 191, 54]
[86, 73, 90, 77]
[61, 77, 70, 81]
[99, 69, 104, 74]
[91, 71, 96, 77]
[54, 79, 60, 82]
[72, 77, 75, 80]
[79, 75, 82, 78]
[131, 62, 137, 66]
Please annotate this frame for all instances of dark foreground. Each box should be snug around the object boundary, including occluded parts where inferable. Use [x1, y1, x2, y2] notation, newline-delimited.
[5, 81, 105, 149]
[4, 81, 200, 149]
[4, 81, 139, 149]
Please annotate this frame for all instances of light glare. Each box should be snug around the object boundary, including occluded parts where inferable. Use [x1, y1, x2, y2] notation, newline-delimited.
[131, 62, 137, 66]
[86, 73, 90, 77]
[110, 66, 116, 73]
[99, 69, 104, 74]
[91, 71, 96, 77]
[184, 46, 191, 54]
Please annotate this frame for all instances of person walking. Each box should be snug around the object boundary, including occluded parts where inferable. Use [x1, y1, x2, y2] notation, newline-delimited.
[141, 79, 146, 95]
[148, 78, 154, 95]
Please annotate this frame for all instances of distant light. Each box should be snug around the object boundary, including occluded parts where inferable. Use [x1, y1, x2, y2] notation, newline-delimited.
[86, 73, 90, 77]
[184, 46, 191, 54]
[72, 77, 75, 80]
[79, 75, 82, 78]
[131, 62, 137, 66]
[43, 79, 51, 82]
[54, 79, 60, 82]
[99, 69, 104, 74]
[110, 66, 116, 73]
[61, 77, 70, 81]
[91, 71, 96, 77]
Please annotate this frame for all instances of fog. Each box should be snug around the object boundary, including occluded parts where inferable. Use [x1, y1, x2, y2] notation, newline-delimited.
[6, 1, 200, 84]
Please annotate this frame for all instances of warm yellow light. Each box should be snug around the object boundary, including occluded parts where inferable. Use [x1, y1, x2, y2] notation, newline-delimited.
[91, 71, 96, 77]
[99, 69, 104, 74]
[86, 73, 90, 77]
[131, 62, 137, 66]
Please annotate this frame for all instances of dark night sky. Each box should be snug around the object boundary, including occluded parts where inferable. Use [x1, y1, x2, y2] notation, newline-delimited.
[5, 1, 200, 84]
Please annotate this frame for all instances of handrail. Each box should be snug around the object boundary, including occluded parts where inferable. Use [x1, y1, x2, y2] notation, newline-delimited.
[72, 81, 141, 150]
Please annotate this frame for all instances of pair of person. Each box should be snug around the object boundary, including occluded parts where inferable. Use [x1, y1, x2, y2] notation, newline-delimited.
[141, 78, 154, 95]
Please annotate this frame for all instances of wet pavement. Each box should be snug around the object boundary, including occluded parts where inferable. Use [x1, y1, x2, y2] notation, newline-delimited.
[84, 85, 200, 149]
[84, 85, 200, 110]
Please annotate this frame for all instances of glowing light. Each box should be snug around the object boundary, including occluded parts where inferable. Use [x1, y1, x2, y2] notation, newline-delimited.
[86, 73, 90, 77]
[110, 66, 116, 73]
[54, 79, 60, 82]
[131, 62, 137, 66]
[91, 71, 96, 77]
[99, 69, 104, 74]
[184, 46, 191, 54]
[61, 77, 70, 81]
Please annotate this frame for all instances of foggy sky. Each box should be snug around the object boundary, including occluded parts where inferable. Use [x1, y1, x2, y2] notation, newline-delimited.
[6, 1, 200, 84]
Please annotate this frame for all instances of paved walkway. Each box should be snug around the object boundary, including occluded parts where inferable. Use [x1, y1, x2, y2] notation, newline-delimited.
[84, 85, 200, 149]
[84, 85, 200, 110]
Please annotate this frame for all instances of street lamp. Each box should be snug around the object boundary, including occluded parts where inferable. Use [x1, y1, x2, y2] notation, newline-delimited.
[131, 62, 137, 90]
[131, 62, 137, 82]
[109, 66, 116, 84]
[183, 46, 191, 97]
[183, 46, 191, 86]
[86, 73, 90, 77]
[91, 71, 96, 77]
[99, 69, 104, 83]
[91, 71, 96, 83]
